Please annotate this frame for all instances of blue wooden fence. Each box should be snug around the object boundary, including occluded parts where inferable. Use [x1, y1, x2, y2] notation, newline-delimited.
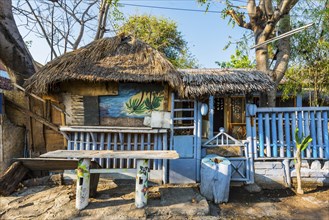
[246, 106, 329, 160]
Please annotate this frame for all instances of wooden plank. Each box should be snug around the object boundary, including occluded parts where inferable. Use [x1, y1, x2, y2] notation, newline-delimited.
[323, 111, 329, 159]
[127, 133, 132, 168]
[256, 106, 329, 113]
[291, 112, 297, 157]
[264, 113, 271, 157]
[297, 111, 304, 158]
[278, 113, 284, 157]
[106, 133, 112, 168]
[12, 158, 79, 170]
[60, 126, 168, 133]
[40, 150, 179, 159]
[304, 111, 311, 158]
[284, 113, 291, 158]
[271, 113, 278, 157]
[316, 111, 323, 158]
[7, 100, 60, 133]
[310, 111, 317, 158]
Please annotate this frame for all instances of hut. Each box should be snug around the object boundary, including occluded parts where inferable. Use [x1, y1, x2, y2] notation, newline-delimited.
[23, 34, 274, 183]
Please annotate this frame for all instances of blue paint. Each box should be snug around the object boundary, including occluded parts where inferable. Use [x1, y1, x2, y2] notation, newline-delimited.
[271, 113, 278, 157]
[323, 111, 329, 159]
[291, 113, 297, 157]
[278, 113, 284, 157]
[99, 83, 164, 118]
[303, 111, 311, 158]
[265, 113, 271, 157]
[258, 113, 264, 157]
[310, 111, 317, 158]
[297, 111, 304, 158]
[284, 113, 291, 158]
[316, 111, 323, 158]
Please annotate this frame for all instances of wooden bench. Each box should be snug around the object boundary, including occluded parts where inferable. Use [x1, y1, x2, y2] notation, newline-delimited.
[40, 150, 179, 210]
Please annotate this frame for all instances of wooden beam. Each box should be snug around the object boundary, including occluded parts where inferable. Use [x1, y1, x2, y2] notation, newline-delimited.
[40, 150, 179, 159]
[6, 99, 60, 133]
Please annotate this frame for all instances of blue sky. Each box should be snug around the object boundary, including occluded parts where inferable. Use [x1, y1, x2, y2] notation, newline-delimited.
[16, 0, 250, 68]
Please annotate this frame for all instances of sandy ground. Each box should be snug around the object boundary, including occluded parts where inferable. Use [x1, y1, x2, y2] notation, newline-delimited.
[1, 177, 328, 220]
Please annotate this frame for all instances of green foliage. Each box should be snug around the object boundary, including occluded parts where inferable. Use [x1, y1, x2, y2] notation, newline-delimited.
[144, 94, 163, 111]
[294, 128, 312, 152]
[281, 0, 329, 106]
[118, 15, 198, 68]
[125, 98, 145, 114]
[216, 49, 255, 68]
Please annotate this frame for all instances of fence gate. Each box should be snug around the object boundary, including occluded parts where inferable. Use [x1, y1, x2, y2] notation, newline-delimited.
[202, 128, 254, 184]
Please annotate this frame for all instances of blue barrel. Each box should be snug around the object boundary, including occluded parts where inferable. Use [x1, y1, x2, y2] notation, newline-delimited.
[200, 154, 231, 203]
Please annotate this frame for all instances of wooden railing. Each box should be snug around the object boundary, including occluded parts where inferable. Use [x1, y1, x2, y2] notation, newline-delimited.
[60, 126, 168, 169]
[246, 106, 329, 160]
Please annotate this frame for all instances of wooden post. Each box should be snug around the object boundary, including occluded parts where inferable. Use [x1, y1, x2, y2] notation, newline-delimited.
[135, 159, 149, 208]
[209, 96, 214, 138]
[76, 158, 91, 210]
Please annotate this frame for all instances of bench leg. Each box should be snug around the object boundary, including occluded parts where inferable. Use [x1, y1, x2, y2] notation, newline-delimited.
[76, 158, 91, 210]
[135, 159, 149, 208]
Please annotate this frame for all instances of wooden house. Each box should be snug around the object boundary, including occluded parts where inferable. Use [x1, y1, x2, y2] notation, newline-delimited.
[22, 34, 275, 183]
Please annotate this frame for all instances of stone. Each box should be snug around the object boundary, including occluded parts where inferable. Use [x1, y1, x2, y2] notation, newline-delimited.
[311, 160, 322, 170]
[289, 160, 310, 169]
[310, 171, 326, 178]
[244, 183, 262, 193]
[265, 169, 284, 176]
[254, 162, 282, 169]
[290, 168, 311, 177]
[322, 161, 329, 170]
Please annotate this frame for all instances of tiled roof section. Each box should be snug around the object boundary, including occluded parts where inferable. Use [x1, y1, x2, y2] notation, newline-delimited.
[0, 76, 13, 90]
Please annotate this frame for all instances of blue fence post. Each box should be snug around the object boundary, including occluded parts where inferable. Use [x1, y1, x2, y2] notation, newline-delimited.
[323, 111, 329, 159]
[316, 111, 324, 158]
[271, 112, 278, 157]
[258, 113, 264, 157]
[310, 111, 317, 158]
[284, 113, 291, 158]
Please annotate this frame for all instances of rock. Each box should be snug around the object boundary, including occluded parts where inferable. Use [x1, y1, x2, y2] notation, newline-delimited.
[322, 161, 329, 170]
[311, 160, 322, 170]
[244, 183, 262, 193]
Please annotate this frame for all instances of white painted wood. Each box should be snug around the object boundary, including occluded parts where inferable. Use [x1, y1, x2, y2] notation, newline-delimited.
[60, 126, 168, 133]
[76, 158, 91, 210]
[135, 159, 149, 208]
[40, 150, 179, 159]
[151, 111, 171, 129]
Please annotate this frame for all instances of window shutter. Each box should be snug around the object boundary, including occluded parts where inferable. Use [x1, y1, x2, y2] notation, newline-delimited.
[83, 96, 99, 125]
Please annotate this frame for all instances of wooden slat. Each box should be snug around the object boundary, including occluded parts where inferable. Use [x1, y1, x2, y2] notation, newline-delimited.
[60, 126, 168, 133]
[323, 111, 329, 159]
[271, 113, 278, 157]
[316, 111, 324, 158]
[304, 111, 311, 158]
[264, 113, 271, 157]
[12, 158, 79, 170]
[284, 113, 291, 158]
[278, 113, 284, 157]
[310, 111, 317, 158]
[40, 150, 179, 159]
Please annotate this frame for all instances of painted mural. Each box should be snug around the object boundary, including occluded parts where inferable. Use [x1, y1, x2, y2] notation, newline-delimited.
[99, 83, 164, 119]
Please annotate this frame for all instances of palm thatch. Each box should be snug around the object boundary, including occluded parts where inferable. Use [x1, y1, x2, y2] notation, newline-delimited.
[178, 68, 274, 98]
[25, 34, 182, 95]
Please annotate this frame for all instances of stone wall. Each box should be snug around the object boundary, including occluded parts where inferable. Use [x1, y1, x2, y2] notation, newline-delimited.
[254, 160, 329, 189]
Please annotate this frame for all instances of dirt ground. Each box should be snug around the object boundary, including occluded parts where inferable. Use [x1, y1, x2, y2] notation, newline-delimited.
[1, 177, 328, 220]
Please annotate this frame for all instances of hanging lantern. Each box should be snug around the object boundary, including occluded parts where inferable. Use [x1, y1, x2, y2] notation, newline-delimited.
[200, 103, 208, 116]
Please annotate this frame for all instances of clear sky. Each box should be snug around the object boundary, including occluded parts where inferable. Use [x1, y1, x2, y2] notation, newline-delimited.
[16, 0, 250, 68]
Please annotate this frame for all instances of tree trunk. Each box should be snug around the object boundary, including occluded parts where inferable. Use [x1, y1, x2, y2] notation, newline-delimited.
[295, 148, 304, 194]
[0, 0, 35, 86]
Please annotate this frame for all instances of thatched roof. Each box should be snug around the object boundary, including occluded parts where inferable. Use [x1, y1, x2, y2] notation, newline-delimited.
[178, 68, 274, 98]
[25, 34, 182, 94]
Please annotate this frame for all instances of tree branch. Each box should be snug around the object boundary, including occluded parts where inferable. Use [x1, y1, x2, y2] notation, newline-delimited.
[226, 10, 252, 30]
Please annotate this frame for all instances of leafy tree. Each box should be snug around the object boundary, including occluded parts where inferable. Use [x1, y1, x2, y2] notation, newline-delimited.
[198, 0, 299, 107]
[216, 49, 255, 68]
[119, 15, 198, 68]
[281, 1, 329, 106]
